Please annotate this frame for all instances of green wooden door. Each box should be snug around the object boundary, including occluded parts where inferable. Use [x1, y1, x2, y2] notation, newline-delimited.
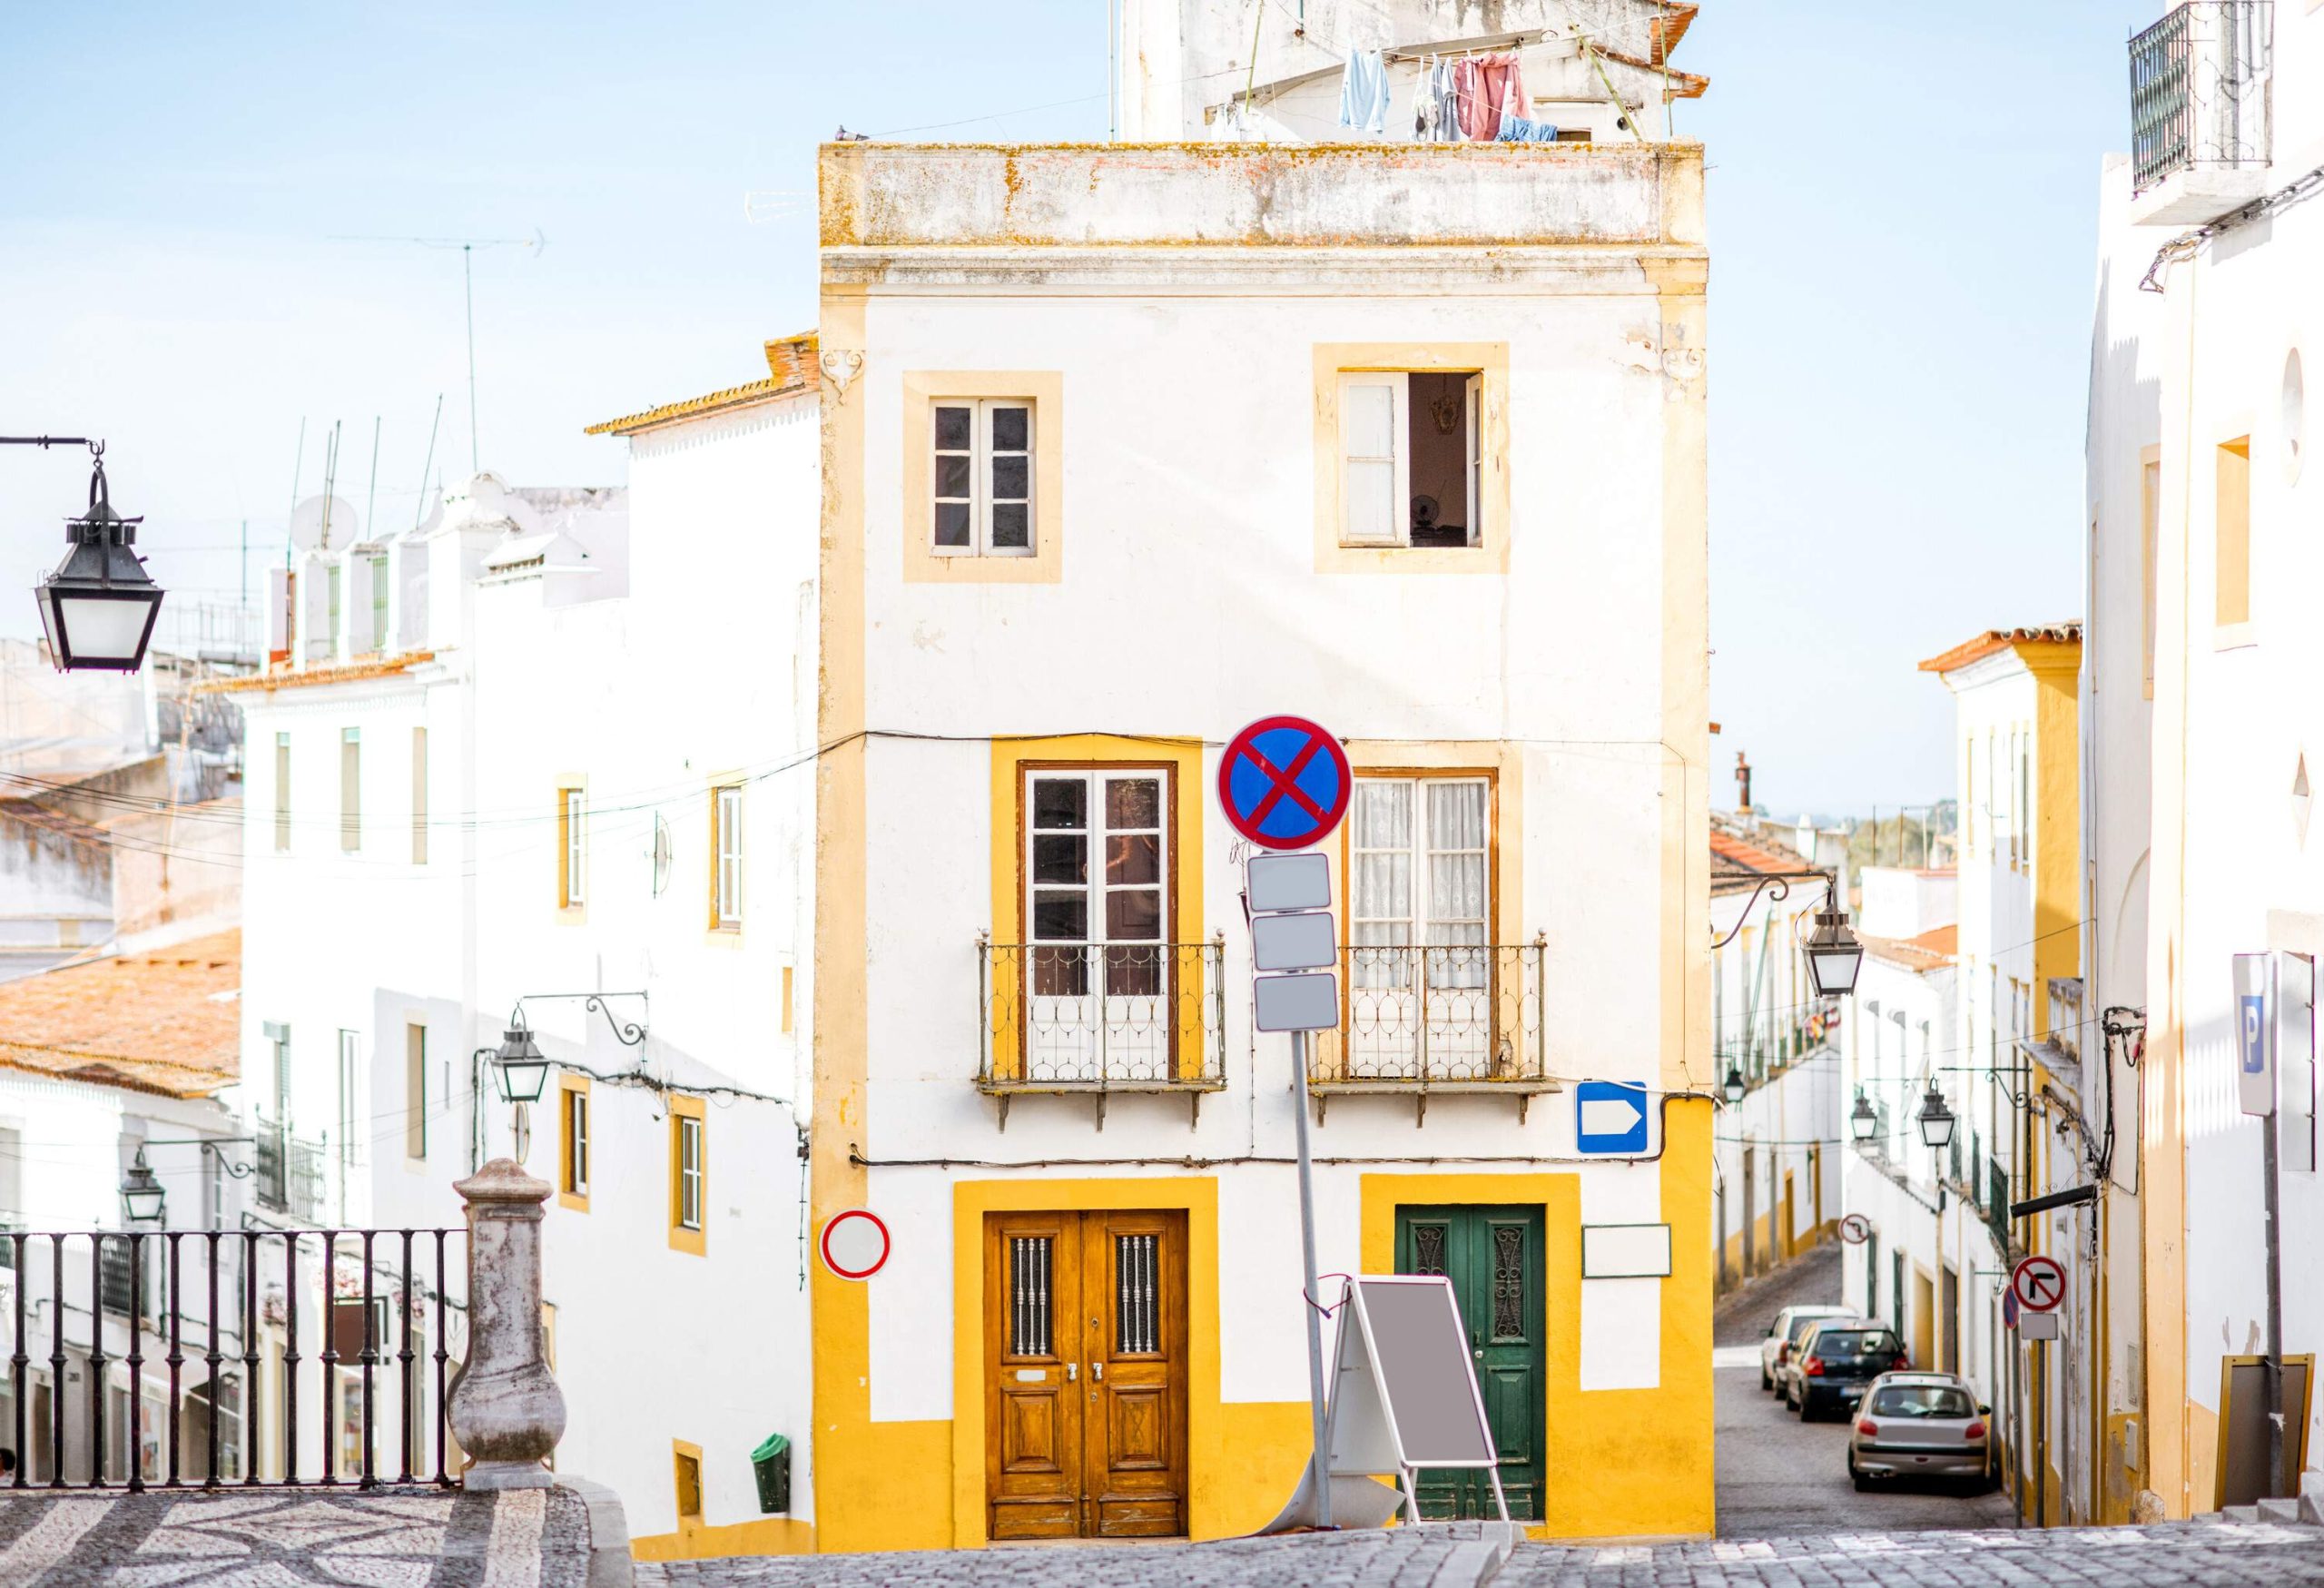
[1394, 1204, 1545, 1520]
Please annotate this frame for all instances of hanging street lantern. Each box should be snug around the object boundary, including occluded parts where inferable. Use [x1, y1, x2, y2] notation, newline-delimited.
[120, 1146, 168, 1225]
[491, 1025, 552, 1105]
[1850, 1090, 1879, 1142]
[33, 444, 164, 672]
[1801, 892, 1865, 999]
[1722, 1064, 1748, 1106]
[1915, 1082, 1956, 1150]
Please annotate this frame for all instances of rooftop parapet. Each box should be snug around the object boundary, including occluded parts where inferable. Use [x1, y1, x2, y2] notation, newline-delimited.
[819, 141, 1703, 253]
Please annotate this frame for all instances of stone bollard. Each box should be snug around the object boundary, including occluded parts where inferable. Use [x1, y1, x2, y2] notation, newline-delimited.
[448, 1157, 568, 1490]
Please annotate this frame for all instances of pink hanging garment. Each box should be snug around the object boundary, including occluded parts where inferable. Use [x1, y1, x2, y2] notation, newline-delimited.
[1452, 57, 1492, 141]
[1477, 53, 1527, 137]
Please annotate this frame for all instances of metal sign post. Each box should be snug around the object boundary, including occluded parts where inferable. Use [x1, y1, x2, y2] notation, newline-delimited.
[1231, 755, 1348, 1531]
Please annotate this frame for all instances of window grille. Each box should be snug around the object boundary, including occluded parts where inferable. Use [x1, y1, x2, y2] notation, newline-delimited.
[1009, 1236, 1053, 1356]
[1116, 1234, 1158, 1355]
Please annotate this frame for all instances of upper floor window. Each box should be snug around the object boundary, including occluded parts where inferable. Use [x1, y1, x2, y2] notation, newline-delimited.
[712, 784, 743, 930]
[1337, 371, 1482, 548]
[1024, 767, 1169, 996]
[340, 728, 360, 853]
[557, 787, 586, 909]
[669, 1099, 706, 1254]
[2218, 435, 2252, 633]
[1349, 776, 1491, 952]
[932, 399, 1034, 557]
[274, 732, 291, 853]
[411, 728, 429, 864]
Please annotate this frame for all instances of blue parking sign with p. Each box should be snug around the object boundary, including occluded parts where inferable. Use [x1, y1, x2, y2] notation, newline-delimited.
[2242, 995, 2267, 1074]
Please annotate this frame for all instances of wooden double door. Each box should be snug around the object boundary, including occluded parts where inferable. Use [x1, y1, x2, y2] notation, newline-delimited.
[985, 1210, 1187, 1540]
[1395, 1204, 1545, 1520]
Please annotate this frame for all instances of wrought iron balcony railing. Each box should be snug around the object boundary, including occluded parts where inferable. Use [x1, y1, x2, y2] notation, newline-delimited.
[2130, 1, 2272, 194]
[254, 1127, 328, 1222]
[979, 939, 1226, 1126]
[1306, 942, 1555, 1120]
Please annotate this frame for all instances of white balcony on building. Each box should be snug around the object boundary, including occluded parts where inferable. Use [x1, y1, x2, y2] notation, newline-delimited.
[2129, 1, 2275, 226]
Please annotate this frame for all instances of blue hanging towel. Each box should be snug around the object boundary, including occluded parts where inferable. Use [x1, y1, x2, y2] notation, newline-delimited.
[1339, 50, 1389, 135]
[1495, 113, 1563, 143]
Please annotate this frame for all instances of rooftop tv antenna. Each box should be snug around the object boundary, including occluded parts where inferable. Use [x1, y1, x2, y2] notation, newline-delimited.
[329, 229, 546, 476]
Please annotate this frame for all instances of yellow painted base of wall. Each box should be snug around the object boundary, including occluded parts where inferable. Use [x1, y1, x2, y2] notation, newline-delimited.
[808, 1111, 1718, 1551]
[2189, 1396, 2219, 1515]
[631, 1517, 817, 1561]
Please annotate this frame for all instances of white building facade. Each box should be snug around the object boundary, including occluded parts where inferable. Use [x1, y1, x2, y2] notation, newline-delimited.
[2089, 0, 2324, 1522]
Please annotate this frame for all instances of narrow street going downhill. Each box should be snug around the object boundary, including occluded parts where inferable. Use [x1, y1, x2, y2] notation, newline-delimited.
[1714, 1244, 2014, 1539]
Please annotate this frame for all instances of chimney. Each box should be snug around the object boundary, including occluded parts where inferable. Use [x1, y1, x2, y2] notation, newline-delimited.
[763, 331, 822, 389]
[1735, 751, 1753, 814]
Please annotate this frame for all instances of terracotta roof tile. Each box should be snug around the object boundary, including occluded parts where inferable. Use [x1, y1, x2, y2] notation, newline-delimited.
[1918, 623, 2083, 675]
[0, 930, 240, 1098]
[192, 653, 434, 696]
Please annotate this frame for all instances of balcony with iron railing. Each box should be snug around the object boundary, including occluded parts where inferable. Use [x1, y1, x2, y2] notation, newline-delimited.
[974, 936, 1559, 1126]
[1305, 941, 1557, 1122]
[978, 939, 1227, 1128]
[253, 1123, 328, 1222]
[2129, 1, 2274, 224]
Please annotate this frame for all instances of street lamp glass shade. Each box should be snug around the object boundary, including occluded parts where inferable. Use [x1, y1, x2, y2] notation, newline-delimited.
[1850, 1092, 1878, 1141]
[492, 1027, 552, 1104]
[120, 1148, 167, 1225]
[40, 586, 163, 670]
[1722, 1064, 1747, 1105]
[1915, 1084, 1956, 1150]
[1802, 905, 1864, 998]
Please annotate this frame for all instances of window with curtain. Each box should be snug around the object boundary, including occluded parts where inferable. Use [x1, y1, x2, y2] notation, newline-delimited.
[1348, 776, 1490, 988]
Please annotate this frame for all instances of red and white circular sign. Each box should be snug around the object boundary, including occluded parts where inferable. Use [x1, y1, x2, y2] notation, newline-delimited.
[820, 1208, 891, 1280]
[2011, 1254, 2066, 1314]
[1838, 1213, 1872, 1246]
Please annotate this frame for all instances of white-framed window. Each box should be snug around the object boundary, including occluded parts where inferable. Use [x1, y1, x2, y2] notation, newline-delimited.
[340, 728, 360, 853]
[713, 784, 743, 928]
[1349, 777, 1491, 985]
[564, 1088, 589, 1197]
[405, 1023, 427, 1160]
[675, 1116, 703, 1230]
[1024, 767, 1168, 997]
[1337, 371, 1482, 548]
[931, 399, 1034, 557]
[367, 553, 389, 653]
[558, 787, 585, 908]
[274, 732, 291, 853]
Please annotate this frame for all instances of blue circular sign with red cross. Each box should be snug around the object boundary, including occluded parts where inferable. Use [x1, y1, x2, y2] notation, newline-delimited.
[1218, 715, 1352, 851]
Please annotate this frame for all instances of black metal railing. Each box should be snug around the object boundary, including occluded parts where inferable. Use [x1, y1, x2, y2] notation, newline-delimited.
[5, 1227, 464, 1490]
[979, 939, 1226, 1086]
[1308, 942, 1547, 1083]
[2131, 1, 2272, 192]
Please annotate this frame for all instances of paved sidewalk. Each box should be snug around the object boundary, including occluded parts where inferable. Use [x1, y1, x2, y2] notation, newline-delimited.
[1499, 1517, 2324, 1584]
[638, 1524, 1512, 1588]
[635, 1515, 2324, 1588]
[0, 1484, 594, 1587]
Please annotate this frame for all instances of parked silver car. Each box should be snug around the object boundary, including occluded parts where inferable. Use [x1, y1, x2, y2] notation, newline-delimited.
[1847, 1372, 1994, 1490]
[1759, 1304, 1854, 1392]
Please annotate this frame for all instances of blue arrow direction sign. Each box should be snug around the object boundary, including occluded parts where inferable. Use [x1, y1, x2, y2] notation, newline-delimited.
[1574, 1080, 1650, 1155]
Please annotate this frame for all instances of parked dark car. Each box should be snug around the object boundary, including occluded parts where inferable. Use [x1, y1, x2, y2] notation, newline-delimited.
[1760, 1304, 1853, 1392]
[1849, 1373, 1994, 1490]
[1787, 1319, 1908, 1420]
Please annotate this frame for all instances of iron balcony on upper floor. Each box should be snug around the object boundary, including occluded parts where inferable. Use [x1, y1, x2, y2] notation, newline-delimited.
[975, 936, 1557, 1128]
[2129, 1, 2274, 225]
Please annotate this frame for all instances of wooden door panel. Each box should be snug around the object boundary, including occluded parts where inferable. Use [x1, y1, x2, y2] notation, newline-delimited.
[1395, 1204, 1544, 1522]
[987, 1213, 1083, 1540]
[1085, 1212, 1188, 1538]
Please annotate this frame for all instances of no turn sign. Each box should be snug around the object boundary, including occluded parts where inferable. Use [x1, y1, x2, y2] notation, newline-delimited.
[2011, 1253, 2066, 1315]
[1838, 1213, 1872, 1246]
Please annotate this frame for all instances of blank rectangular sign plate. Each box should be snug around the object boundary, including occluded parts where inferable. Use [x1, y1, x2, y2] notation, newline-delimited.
[1252, 911, 1336, 972]
[1246, 852, 1331, 913]
[1255, 972, 1338, 1031]
[2019, 1311, 2061, 1340]
[1581, 1224, 1673, 1278]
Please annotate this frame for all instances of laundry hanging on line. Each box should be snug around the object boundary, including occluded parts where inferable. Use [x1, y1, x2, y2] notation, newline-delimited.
[1338, 49, 1389, 135]
[1411, 56, 1459, 143]
[1495, 113, 1562, 143]
[1452, 52, 1527, 143]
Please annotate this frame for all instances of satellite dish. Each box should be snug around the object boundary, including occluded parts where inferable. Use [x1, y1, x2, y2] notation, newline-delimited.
[288, 494, 360, 553]
[652, 814, 673, 897]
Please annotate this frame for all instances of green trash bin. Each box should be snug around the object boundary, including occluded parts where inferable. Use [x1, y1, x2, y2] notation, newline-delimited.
[749, 1433, 791, 1514]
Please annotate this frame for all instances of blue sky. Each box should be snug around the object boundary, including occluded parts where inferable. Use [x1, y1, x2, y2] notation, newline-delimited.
[1, 2, 2157, 813]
